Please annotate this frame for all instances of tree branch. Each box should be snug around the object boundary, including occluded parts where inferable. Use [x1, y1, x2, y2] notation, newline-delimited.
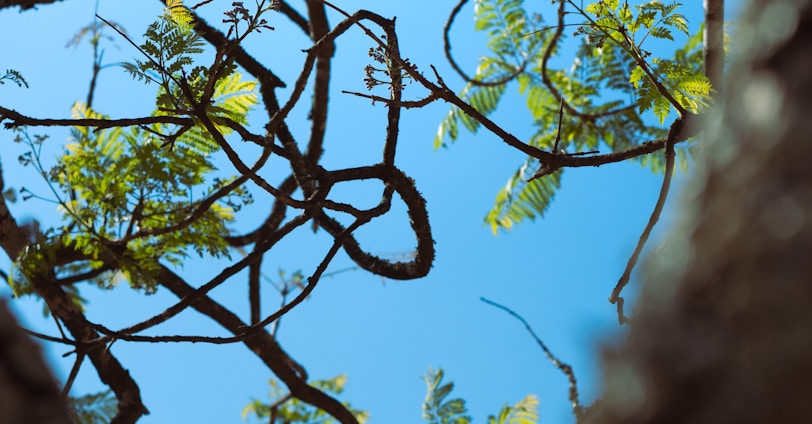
[704, 0, 725, 95]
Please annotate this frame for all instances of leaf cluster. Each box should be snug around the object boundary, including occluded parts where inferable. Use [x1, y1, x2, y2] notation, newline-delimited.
[576, 1, 710, 122]
[13, 100, 254, 293]
[422, 367, 539, 424]
[68, 390, 118, 424]
[435, 0, 545, 150]
[121, 3, 259, 152]
[9, 2, 263, 294]
[437, 0, 712, 232]
[121, 6, 204, 89]
[423, 367, 472, 424]
[242, 375, 369, 424]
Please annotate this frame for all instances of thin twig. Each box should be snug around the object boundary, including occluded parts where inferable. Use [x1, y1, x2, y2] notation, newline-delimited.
[540, 1, 635, 121]
[96, 14, 186, 91]
[481, 297, 584, 419]
[553, 97, 565, 153]
[443, 0, 526, 87]
[529, 98, 566, 182]
[61, 351, 86, 397]
[341, 90, 438, 108]
[609, 126, 677, 325]
[19, 327, 77, 345]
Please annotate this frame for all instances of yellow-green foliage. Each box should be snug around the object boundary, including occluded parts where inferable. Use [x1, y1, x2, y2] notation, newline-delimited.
[422, 367, 539, 424]
[13, 8, 258, 293]
[243, 375, 369, 424]
[45, 102, 239, 291]
[435, 0, 713, 233]
[10, 3, 263, 294]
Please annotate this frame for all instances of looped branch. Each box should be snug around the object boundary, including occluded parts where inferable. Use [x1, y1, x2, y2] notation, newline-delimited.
[319, 165, 434, 279]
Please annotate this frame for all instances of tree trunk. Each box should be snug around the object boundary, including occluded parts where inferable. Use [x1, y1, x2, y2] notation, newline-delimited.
[0, 299, 71, 424]
[596, 1, 812, 423]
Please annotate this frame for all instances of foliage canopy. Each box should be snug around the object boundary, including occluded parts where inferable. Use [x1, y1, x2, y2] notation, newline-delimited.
[436, 0, 710, 233]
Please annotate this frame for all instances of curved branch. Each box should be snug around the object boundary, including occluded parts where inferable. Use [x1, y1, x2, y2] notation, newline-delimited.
[481, 297, 585, 419]
[277, 0, 310, 34]
[34, 273, 149, 423]
[609, 118, 680, 324]
[443, 0, 526, 87]
[318, 165, 434, 280]
[225, 175, 298, 246]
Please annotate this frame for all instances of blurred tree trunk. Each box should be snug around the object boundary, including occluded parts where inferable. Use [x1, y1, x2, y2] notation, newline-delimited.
[0, 299, 71, 424]
[596, 0, 812, 423]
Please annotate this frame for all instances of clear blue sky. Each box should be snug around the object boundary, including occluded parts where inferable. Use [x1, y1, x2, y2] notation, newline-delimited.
[0, 1, 738, 423]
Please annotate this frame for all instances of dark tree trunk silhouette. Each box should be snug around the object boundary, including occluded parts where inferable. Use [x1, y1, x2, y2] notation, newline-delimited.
[597, 0, 812, 422]
[0, 299, 71, 424]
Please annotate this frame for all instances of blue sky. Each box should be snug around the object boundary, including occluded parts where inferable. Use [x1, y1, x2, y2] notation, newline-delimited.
[0, 1, 738, 423]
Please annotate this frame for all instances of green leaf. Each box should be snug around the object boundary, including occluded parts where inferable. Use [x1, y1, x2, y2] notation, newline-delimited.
[664, 13, 689, 35]
[525, 83, 555, 120]
[434, 108, 460, 149]
[652, 94, 672, 124]
[422, 368, 471, 424]
[243, 375, 368, 424]
[68, 390, 117, 424]
[166, 0, 193, 28]
[458, 83, 507, 132]
[649, 26, 674, 40]
[618, 3, 633, 24]
[211, 71, 258, 124]
[487, 395, 539, 424]
[485, 162, 562, 234]
[629, 65, 645, 89]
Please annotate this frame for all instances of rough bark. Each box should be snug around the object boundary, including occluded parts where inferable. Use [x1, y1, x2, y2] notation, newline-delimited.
[0, 0, 63, 10]
[0, 298, 71, 424]
[0, 163, 148, 423]
[703, 0, 725, 94]
[597, 0, 812, 422]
